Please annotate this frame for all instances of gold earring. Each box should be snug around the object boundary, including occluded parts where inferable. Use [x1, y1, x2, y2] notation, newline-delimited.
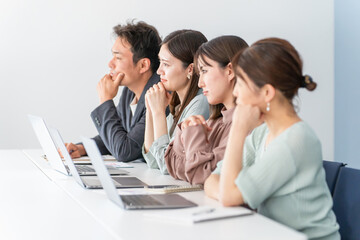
[187, 74, 191, 80]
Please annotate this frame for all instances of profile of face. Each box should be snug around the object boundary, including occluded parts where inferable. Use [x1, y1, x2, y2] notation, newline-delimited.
[197, 56, 233, 105]
[156, 44, 191, 92]
[108, 37, 139, 87]
[233, 68, 265, 108]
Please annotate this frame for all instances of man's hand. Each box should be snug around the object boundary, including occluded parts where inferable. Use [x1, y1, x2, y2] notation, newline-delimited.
[61, 143, 86, 159]
[97, 72, 124, 104]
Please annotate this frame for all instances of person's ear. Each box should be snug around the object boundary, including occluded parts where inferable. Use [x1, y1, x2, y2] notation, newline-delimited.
[138, 58, 151, 74]
[185, 63, 194, 80]
[226, 63, 235, 83]
[262, 84, 276, 103]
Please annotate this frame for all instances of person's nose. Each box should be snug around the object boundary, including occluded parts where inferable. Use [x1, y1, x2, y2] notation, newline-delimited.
[198, 75, 205, 88]
[108, 56, 115, 69]
[157, 64, 164, 76]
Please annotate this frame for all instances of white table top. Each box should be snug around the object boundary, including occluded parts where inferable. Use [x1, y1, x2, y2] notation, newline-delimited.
[0, 149, 307, 240]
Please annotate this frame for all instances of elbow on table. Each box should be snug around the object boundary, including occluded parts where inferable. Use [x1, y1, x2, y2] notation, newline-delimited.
[219, 187, 244, 207]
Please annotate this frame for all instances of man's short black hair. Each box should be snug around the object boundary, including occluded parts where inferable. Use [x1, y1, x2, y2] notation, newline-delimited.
[113, 20, 161, 73]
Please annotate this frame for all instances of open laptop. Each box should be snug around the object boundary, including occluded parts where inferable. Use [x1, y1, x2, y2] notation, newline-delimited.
[82, 137, 197, 210]
[50, 128, 147, 189]
[28, 114, 127, 176]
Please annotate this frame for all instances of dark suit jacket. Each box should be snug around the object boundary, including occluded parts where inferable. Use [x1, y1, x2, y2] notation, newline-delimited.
[90, 73, 160, 162]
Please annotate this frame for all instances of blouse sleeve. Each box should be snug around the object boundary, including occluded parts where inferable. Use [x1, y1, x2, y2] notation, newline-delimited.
[165, 121, 229, 185]
[142, 144, 159, 169]
[145, 93, 209, 175]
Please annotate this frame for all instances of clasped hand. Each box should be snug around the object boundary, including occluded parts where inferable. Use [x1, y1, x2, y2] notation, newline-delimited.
[145, 82, 172, 114]
[233, 104, 264, 134]
[97, 72, 124, 104]
[181, 115, 212, 143]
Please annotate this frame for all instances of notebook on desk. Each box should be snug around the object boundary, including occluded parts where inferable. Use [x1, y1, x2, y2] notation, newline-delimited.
[27, 114, 127, 176]
[82, 137, 197, 210]
[144, 206, 253, 224]
[50, 127, 147, 189]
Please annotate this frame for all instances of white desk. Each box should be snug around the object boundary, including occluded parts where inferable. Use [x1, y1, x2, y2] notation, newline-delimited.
[2, 149, 307, 240]
[0, 150, 116, 240]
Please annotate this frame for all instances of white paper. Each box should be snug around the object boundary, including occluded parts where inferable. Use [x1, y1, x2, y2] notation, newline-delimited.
[144, 206, 253, 225]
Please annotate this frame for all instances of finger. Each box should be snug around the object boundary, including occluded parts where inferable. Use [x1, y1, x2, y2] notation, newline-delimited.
[66, 143, 76, 153]
[152, 84, 160, 91]
[57, 147, 64, 158]
[157, 82, 165, 91]
[101, 74, 107, 81]
[70, 151, 80, 159]
[114, 73, 124, 86]
[181, 121, 189, 130]
[191, 118, 201, 126]
[195, 115, 207, 124]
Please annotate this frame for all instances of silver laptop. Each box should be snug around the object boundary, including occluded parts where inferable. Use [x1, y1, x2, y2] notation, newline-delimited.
[82, 137, 197, 210]
[28, 114, 127, 176]
[50, 128, 147, 189]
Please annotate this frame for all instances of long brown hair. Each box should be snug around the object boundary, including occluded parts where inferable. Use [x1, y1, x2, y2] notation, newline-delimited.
[161, 30, 207, 135]
[232, 38, 317, 104]
[194, 36, 248, 119]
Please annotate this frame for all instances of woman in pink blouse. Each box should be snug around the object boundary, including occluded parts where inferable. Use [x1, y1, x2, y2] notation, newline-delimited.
[164, 36, 248, 184]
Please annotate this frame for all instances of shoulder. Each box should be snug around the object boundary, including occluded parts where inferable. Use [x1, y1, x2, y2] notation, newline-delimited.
[184, 91, 209, 113]
[283, 121, 321, 149]
[120, 87, 135, 102]
[249, 123, 269, 143]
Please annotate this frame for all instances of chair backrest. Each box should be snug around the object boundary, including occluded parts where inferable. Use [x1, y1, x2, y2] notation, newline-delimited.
[332, 167, 360, 240]
[323, 160, 345, 195]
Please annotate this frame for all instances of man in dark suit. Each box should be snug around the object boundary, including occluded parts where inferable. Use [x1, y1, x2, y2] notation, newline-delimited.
[65, 21, 161, 162]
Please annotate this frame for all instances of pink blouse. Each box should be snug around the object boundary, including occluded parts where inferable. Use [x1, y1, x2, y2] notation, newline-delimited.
[164, 107, 234, 184]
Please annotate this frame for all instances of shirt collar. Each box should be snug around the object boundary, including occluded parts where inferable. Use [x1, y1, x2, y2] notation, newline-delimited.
[221, 107, 235, 123]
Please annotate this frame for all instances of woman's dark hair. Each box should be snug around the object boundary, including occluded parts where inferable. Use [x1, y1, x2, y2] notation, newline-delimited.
[113, 20, 161, 73]
[162, 30, 207, 135]
[194, 36, 248, 119]
[232, 38, 317, 104]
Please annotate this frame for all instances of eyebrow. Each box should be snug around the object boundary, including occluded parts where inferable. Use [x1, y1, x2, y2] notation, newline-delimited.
[111, 50, 122, 55]
[159, 57, 170, 62]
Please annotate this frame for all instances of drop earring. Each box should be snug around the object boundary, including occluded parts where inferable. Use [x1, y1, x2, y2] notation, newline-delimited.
[266, 102, 270, 112]
[187, 74, 191, 80]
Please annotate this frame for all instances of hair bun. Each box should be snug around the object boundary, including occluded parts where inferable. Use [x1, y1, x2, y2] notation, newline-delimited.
[301, 75, 317, 91]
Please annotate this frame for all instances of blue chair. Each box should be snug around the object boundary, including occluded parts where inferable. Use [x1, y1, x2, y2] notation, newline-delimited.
[323, 160, 345, 195]
[332, 167, 360, 240]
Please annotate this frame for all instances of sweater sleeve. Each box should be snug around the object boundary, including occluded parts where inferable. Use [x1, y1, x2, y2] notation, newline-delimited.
[236, 141, 296, 209]
[142, 143, 158, 169]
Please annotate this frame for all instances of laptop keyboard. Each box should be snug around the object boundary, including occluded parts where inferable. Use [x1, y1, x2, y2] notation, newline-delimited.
[121, 195, 162, 206]
[75, 165, 95, 172]
[75, 165, 116, 173]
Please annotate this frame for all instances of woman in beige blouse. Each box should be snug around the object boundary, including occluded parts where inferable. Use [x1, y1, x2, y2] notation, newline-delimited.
[164, 36, 248, 184]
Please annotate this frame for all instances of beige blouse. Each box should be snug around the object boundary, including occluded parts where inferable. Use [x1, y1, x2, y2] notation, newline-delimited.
[164, 107, 234, 184]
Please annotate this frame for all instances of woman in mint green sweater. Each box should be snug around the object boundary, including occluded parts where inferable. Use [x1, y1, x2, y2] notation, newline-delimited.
[204, 38, 340, 240]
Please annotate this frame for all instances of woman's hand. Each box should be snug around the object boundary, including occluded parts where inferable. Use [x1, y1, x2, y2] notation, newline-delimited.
[181, 115, 211, 143]
[145, 82, 172, 115]
[232, 104, 264, 134]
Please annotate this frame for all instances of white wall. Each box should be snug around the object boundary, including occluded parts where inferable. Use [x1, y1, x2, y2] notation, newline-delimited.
[0, 0, 334, 160]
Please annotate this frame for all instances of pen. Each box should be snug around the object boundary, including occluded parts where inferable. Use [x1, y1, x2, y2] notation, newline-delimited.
[192, 208, 215, 216]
